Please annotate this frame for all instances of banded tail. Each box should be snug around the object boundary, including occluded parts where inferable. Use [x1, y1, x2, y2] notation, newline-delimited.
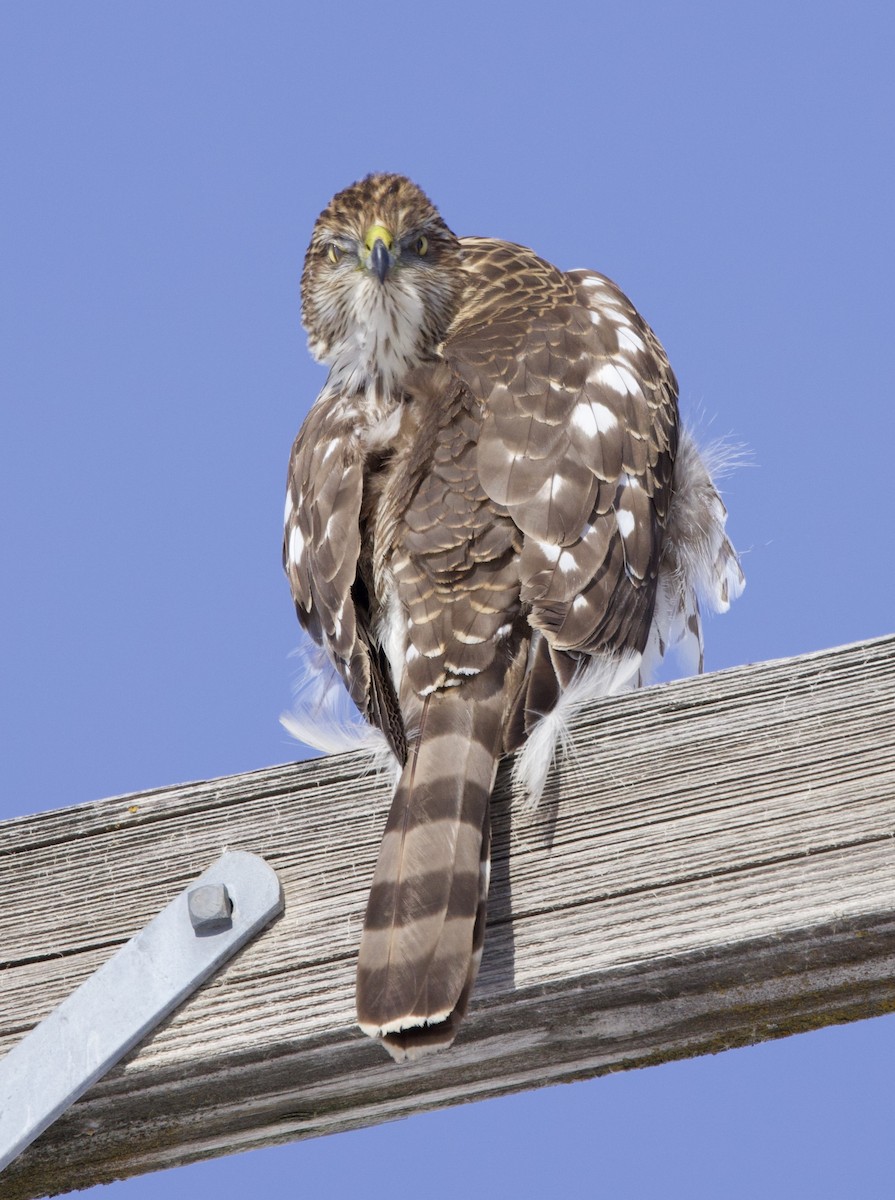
[356, 681, 504, 1061]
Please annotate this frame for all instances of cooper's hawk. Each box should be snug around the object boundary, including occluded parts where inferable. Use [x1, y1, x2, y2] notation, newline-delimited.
[284, 174, 744, 1060]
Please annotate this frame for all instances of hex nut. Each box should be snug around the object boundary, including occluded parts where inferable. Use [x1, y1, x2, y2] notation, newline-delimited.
[187, 884, 233, 934]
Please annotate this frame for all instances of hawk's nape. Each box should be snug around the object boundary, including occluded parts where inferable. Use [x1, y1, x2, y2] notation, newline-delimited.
[283, 173, 744, 1059]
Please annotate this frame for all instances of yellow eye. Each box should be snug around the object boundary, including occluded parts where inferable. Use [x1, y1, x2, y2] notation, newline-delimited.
[326, 243, 342, 264]
[415, 235, 429, 256]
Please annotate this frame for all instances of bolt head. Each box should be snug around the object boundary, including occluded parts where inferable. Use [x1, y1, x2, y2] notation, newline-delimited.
[188, 883, 232, 934]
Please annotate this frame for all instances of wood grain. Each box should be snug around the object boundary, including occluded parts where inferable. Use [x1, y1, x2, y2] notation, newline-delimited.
[2, 635, 895, 1197]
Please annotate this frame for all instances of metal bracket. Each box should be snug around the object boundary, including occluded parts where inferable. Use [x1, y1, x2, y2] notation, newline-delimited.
[0, 849, 283, 1172]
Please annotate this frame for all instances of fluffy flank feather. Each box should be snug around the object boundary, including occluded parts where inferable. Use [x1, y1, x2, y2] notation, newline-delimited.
[281, 636, 392, 758]
[668, 428, 746, 614]
[639, 427, 746, 682]
[511, 647, 642, 809]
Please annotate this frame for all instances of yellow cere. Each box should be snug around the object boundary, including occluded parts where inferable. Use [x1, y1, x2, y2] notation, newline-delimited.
[364, 224, 394, 252]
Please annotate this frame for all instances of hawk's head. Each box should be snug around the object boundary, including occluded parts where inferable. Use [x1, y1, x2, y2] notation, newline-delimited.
[301, 174, 464, 396]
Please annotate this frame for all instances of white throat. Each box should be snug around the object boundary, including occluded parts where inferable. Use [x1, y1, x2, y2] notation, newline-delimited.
[324, 274, 427, 400]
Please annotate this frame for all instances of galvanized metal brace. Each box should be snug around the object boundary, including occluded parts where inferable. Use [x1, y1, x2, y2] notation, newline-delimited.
[0, 850, 283, 1172]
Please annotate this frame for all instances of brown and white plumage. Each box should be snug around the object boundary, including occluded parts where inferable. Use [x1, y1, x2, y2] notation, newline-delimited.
[283, 174, 744, 1060]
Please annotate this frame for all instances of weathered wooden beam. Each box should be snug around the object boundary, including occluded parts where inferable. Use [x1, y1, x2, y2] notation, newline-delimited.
[2, 635, 894, 1197]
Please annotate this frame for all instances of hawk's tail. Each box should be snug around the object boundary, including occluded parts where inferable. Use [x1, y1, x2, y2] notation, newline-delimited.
[356, 681, 503, 1061]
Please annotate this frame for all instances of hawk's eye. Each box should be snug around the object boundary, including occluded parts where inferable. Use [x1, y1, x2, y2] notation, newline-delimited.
[415, 235, 429, 257]
[326, 243, 343, 264]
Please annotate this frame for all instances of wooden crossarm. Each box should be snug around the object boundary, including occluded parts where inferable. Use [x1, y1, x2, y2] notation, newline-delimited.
[2, 635, 894, 1197]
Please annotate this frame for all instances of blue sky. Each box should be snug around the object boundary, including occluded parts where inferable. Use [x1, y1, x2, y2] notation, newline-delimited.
[2, 2, 893, 1196]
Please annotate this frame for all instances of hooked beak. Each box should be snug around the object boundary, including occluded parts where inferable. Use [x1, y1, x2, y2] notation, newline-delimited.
[365, 224, 394, 283]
